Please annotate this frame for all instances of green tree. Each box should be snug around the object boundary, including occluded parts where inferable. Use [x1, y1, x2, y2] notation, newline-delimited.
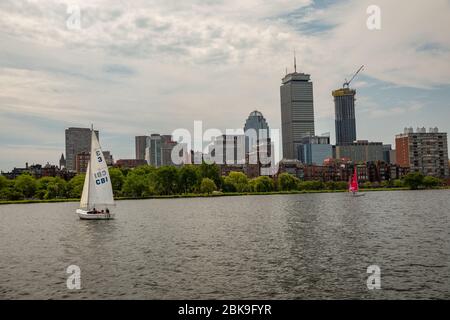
[277, 173, 299, 191]
[361, 181, 373, 189]
[199, 162, 221, 188]
[154, 166, 179, 195]
[422, 176, 442, 189]
[297, 180, 323, 191]
[44, 177, 68, 199]
[122, 170, 152, 198]
[380, 180, 393, 188]
[14, 173, 37, 198]
[36, 177, 54, 199]
[251, 176, 275, 192]
[200, 178, 217, 194]
[0, 176, 14, 200]
[179, 165, 201, 193]
[109, 167, 125, 196]
[335, 181, 348, 190]
[393, 179, 404, 188]
[403, 172, 425, 190]
[0, 175, 9, 190]
[325, 181, 338, 190]
[0, 188, 24, 200]
[223, 172, 250, 192]
[67, 174, 86, 198]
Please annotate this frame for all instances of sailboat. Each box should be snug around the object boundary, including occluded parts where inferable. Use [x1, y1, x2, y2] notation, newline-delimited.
[349, 166, 365, 197]
[76, 126, 115, 220]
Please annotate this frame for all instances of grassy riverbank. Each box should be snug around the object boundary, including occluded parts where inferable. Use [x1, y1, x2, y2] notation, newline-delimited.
[4, 186, 447, 205]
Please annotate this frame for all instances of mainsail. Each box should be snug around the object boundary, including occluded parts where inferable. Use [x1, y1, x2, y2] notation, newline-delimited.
[349, 167, 359, 193]
[80, 162, 90, 208]
[79, 129, 114, 209]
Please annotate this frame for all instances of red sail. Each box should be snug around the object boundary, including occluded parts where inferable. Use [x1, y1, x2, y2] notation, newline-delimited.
[349, 167, 359, 192]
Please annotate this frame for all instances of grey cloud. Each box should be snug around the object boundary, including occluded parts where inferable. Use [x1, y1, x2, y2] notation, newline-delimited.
[102, 64, 136, 76]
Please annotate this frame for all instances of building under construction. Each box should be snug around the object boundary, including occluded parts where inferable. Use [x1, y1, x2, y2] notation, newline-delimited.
[333, 65, 363, 146]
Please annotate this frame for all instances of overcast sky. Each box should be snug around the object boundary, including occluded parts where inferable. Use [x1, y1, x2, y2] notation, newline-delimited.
[1, 0, 450, 171]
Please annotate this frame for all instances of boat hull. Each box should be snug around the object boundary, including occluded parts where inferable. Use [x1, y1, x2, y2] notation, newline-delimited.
[76, 209, 115, 220]
[350, 192, 365, 197]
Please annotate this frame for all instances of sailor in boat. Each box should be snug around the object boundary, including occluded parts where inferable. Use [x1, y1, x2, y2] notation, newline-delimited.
[89, 207, 100, 214]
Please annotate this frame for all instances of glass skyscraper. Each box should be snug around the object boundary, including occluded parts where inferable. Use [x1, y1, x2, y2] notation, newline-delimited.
[243, 110, 270, 154]
[333, 88, 357, 145]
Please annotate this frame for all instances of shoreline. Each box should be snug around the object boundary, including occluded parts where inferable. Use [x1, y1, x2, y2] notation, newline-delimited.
[1, 187, 447, 205]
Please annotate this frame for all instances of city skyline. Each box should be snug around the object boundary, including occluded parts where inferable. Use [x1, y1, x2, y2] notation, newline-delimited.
[1, 0, 450, 171]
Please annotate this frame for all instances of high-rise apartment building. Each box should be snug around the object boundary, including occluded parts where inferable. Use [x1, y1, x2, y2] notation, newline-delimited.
[333, 88, 357, 145]
[65, 127, 99, 172]
[135, 136, 149, 160]
[280, 67, 315, 160]
[396, 127, 449, 178]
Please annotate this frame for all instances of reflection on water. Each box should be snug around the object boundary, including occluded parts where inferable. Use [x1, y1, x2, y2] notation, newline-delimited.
[0, 190, 449, 299]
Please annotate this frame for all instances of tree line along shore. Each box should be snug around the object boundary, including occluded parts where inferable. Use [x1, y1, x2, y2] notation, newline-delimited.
[0, 163, 447, 204]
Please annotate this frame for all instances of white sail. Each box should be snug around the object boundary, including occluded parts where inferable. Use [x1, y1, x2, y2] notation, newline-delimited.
[79, 162, 90, 208]
[86, 130, 115, 208]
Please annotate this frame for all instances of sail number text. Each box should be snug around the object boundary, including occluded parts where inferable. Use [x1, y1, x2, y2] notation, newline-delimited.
[94, 170, 108, 185]
[96, 150, 103, 163]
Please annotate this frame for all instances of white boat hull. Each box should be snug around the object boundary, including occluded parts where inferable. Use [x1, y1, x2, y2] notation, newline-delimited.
[76, 209, 115, 220]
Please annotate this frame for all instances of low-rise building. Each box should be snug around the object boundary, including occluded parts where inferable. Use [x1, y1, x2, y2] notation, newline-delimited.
[75, 152, 90, 174]
[335, 140, 384, 163]
[115, 159, 148, 169]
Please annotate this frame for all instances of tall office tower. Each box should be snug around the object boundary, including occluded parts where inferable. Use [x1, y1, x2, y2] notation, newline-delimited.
[333, 88, 357, 145]
[280, 62, 315, 160]
[396, 127, 449, 178]
[209, 134, 246, 165]
[145, 134, 178, 167]
[135, 136, 149, 160]
[65, 127, 99, 172]
[244, 110, 270, 154]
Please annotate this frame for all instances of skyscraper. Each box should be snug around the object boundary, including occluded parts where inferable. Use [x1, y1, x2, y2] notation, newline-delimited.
[65, 127, 99, 172]
[135, 136, 149, 160]
[280, 63, 315, 160]
[145, 134, 178, 167]
[333, 88, 357, 145]
[243, 110, 270, 154]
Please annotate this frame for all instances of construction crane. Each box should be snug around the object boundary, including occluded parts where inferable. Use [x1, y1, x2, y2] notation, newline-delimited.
[343, 65, 364, 88]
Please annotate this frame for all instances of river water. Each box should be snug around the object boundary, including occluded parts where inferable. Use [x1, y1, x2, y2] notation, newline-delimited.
[0, 191, 449, 299]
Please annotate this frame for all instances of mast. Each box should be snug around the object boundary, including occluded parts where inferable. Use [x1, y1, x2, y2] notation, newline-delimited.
[86, 127, 94, 209]
[294, 49, 297, 73]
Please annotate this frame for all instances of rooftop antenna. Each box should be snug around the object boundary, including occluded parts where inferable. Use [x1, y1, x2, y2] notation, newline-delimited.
[294, 49, 297, 73]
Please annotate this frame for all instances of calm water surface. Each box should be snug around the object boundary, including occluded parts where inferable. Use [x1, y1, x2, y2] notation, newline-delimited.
[0, 191, 449, 299]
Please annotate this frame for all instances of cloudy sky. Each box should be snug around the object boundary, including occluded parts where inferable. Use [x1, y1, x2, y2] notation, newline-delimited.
[1, 0, 450, 171]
